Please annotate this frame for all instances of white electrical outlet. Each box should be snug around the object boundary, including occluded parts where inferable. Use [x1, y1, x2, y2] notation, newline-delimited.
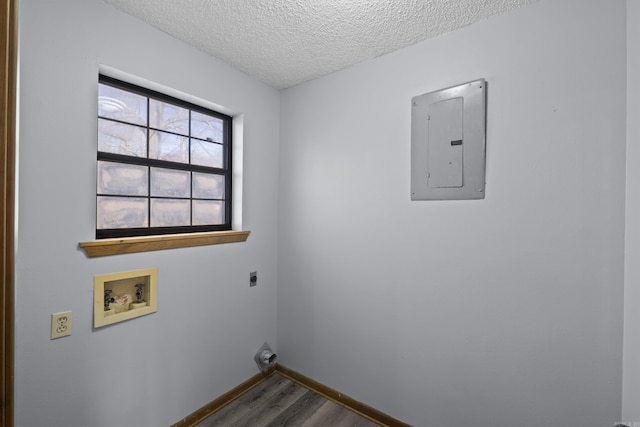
[51, 311, 72, 339]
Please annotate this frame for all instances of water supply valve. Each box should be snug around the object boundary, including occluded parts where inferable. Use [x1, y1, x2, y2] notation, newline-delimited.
[103, 289, 114, 311]
[134, 283, 144, 303]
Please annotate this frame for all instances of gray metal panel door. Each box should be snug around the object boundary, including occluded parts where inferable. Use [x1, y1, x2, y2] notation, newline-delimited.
[411, 79, 486, 200]
[428, 97, 463, 188]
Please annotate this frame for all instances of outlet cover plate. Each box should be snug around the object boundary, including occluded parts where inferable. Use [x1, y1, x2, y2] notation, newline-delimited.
[51, 311, 72, 339]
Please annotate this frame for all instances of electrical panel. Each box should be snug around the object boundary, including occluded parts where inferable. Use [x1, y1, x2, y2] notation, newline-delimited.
[411, 79, 487, 200]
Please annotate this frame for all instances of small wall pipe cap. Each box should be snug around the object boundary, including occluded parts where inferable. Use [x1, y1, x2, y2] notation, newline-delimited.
[254, 342, 277, 372]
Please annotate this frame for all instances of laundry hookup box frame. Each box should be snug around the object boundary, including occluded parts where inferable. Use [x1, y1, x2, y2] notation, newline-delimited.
[93, 267, 158, 328]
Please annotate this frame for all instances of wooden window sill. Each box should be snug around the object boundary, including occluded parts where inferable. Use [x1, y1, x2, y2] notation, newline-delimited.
[79, 230, 250, 257]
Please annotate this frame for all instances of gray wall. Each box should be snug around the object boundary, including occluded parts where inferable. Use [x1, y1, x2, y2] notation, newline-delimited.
[277, 0, 626, 426]
[16, 0, 280, 426]
[16, 0, 633, 426]
[624, 0, 640, 421]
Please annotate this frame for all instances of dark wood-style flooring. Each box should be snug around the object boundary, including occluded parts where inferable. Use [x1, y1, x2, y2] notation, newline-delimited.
[194, 373, 381, 427]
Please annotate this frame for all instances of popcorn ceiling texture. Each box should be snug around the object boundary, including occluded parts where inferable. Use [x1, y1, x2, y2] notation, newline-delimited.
[103, 0, 539, 89]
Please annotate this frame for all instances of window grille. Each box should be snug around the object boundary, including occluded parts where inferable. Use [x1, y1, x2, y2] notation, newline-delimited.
[96, 75, 232, 238]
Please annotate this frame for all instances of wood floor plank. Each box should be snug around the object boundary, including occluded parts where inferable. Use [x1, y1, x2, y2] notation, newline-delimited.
[264, 390, 326, 427]
[196, 374, 290, 427]
[194, 374, 387, 427]
[228, 381, 309, 427]
[334, 411, 381, 427]
[300, 400, 346, 427]
[301, 399, 380, 427]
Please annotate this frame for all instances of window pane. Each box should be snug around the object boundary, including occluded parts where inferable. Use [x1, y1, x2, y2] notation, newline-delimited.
[97, 196, 148, 229]
[98, 161, 148, 196]
[191, 139, 223, 168]
[98, 84, 147, 126]
[191, 111, 223, 142]
[150, 199, 190, 227]
[192, 200, 224, 225]
[192, 173, 224, 199]
[98, 119, 147, 157]
[149, 130, 189, 163]
[150, 167, 190, 197]
[149, 99, 189, 135]
[96, 76, 232, 238]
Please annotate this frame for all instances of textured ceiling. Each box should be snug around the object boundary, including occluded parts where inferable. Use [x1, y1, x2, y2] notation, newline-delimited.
[103, 0, 539, 89]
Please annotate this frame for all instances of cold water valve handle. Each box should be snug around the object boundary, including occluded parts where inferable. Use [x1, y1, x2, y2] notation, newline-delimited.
[104, 289, 115, 311]
[135, 284, 144, 303]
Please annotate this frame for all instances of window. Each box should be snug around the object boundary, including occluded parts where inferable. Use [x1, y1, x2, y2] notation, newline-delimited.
[96, 75, 232, 239]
